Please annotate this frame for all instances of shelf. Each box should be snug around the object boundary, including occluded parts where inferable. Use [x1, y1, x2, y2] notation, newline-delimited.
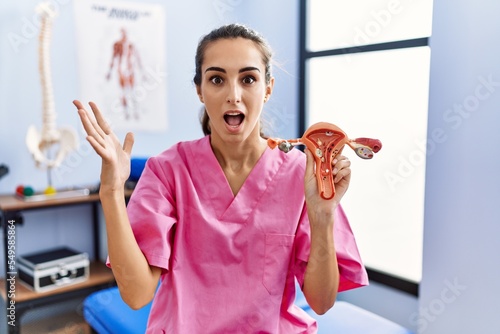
[0, 261, 114, 303]
[0, 189, 133, 212]
[0, 193, 100, 212]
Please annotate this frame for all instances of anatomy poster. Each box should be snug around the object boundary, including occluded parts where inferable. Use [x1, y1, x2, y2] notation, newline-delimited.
[74, 0, 167, 132]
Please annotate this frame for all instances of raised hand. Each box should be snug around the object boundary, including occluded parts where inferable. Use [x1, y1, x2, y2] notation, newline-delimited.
[74, 100, 134, 192]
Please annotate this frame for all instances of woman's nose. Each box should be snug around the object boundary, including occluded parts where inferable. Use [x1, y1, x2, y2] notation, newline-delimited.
[226, 83, 241, 104]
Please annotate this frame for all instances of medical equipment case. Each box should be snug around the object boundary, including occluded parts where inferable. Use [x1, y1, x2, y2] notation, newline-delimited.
[17, 247, 89, 292]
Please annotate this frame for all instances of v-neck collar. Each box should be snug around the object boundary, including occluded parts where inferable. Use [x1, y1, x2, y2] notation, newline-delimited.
[189, 136, 284, 223]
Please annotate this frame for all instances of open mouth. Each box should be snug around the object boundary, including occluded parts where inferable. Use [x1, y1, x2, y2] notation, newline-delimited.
[224, 112, 245, 127]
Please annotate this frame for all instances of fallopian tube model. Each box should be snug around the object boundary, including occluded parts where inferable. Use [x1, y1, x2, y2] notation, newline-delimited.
[268, 122, 382, 200]
[26, 2, 78, 175]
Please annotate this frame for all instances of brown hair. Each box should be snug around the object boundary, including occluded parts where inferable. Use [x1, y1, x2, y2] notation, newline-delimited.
[193, 24, 273, 137]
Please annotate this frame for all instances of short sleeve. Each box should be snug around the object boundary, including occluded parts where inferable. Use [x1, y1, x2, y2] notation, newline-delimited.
[292, 204, 369, 292]
[125, 156, 177, 272]
[333, 204, 369, 292]
[291, 204, 311, 287]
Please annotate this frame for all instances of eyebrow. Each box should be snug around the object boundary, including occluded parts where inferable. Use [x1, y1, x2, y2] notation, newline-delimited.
[204, 66, 261, 73]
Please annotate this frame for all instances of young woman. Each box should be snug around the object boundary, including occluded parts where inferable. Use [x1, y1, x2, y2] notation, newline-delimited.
[74, 24, 367, 333]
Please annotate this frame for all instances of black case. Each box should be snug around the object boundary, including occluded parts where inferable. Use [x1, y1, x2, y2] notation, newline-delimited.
[17, 247, 89, 292]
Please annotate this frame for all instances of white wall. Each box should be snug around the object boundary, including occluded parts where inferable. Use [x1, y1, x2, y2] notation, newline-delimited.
[419, 0, 500, 333]
[236, 0, 300, 140]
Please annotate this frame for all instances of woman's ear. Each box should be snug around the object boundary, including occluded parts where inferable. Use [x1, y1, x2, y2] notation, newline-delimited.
[196, 86, 204, 103]
[264, 77, 275, 102]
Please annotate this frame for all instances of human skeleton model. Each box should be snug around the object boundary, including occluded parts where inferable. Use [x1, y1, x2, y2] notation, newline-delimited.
[26, 2, 78, 180]
[268, 122, 382, 200]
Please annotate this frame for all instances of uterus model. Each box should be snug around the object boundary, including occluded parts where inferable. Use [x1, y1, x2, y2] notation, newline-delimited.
[25, 2, 78, 187]
[268, 122, 382, 200]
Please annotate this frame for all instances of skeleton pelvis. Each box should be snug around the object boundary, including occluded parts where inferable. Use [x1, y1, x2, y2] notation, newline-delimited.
[26, 125, 79, 168]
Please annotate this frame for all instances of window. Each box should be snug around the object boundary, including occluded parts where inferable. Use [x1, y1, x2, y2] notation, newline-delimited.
[300, 0, 434, 288]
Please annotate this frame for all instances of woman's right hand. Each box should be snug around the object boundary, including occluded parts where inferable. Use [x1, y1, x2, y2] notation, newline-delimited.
[74, 100, 134, 192]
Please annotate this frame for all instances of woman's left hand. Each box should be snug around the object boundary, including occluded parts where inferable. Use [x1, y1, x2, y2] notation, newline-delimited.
[304, 149, 351, 216]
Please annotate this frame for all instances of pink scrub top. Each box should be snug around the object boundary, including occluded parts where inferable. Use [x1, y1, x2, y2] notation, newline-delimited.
[121, 135, 367, 333]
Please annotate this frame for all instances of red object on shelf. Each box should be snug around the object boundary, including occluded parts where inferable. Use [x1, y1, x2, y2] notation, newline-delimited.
[16, 185, 25, 196]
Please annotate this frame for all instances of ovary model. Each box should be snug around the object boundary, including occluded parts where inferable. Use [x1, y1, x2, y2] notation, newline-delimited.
[267, 122, 382, 200]
[26, 2, 78, 170]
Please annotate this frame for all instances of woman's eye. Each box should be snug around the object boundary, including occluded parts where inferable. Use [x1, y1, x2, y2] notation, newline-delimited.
[242, 76, 256, 84]
[210, 76, 223, 85]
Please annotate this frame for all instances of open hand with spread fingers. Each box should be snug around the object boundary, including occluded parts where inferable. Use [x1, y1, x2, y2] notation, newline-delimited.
[73, 100, 134, 192]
